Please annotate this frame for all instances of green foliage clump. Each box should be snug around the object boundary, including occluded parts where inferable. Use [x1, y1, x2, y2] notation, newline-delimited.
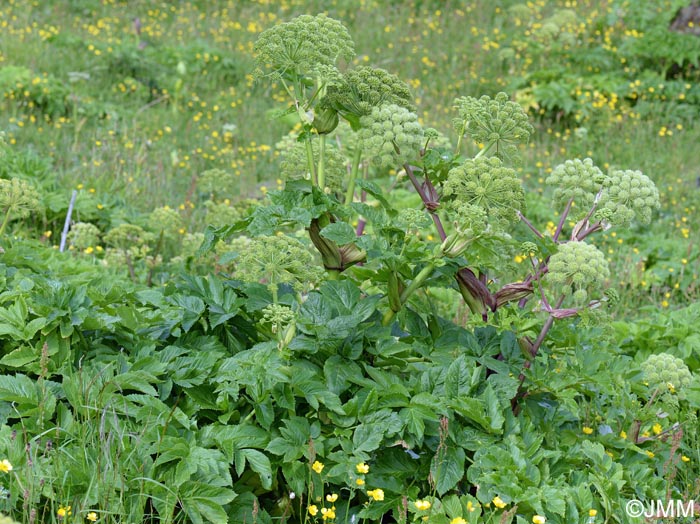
[453, 92, 534, 160]
[253, 14, 354, 78]
[641, 353, 692, 392]
[234, 235, 323, 296]
[545, 158, 606, 212]
[547, 241, 610, 303]
[357, 103, 423, 167]
[443, 156, 524, 231]
[595, 169, 660, 226]
[323, 66, 415, 129]
[68, 222, 101, 250]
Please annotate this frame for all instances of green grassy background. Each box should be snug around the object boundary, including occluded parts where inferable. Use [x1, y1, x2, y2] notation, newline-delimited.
[1, 0, 698, 313]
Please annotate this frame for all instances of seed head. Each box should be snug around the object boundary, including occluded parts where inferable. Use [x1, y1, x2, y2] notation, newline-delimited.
[357, 103, 423, 168]
[443, 156, 524, 231]
[595, 169, 660, 226]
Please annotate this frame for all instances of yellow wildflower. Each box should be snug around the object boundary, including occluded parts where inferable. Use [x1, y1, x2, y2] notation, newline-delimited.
[58, 506, 72, 518]
[646, 451, 655, 458]
[367, 488, 384, 501]
[321, 507, 336, 519]
[326, 493, 338, 503]
[0, 459, 12, 473]
[450, 518, 466, 524]
[467, 500, 475, 512]
[533, 515, 546, 524]
[356, 478, 365, 486]
[493, 496, 507, 509]
[356, 462, 369, 474]
[312, 461, 324, 474]
[582, 426, 594, 435]
[308, 505, 318, 516]
[415, 500, 431, 510]
[87, 512, 98, 521]
[681, 455, 690, 462]
[652, 423, 662, 435]
[589, 509, 598, 517]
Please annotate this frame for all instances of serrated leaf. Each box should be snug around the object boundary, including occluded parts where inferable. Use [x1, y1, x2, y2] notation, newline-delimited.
[431, 446, 465, 495]
[320, 221, 357, 245]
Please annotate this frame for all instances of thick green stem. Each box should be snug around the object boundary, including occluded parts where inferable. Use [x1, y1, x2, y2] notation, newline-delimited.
[0, 207, 12, 237]
[317, 134, 326, 190]
[304, 133, 317, 187]
[382, 262, 436, 326]
[344, 148, 362, 205]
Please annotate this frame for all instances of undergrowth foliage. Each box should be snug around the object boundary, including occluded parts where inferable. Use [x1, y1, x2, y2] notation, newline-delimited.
[0, 8, 699, 524]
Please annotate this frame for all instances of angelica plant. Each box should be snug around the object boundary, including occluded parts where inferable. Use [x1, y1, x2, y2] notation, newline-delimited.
[240, 14, 663, 399]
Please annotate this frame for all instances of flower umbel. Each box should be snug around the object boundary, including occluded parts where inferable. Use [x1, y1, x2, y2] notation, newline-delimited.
[443, 156, 525, 231]
[546, 241, 610, 304]
[253, 14, 354, 79]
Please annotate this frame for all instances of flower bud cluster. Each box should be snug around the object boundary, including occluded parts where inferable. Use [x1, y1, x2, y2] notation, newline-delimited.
[0, 177, 42, 219]
[397, 208, 432, 234]
[641, 353, 692, 392]
[198, 168, 237, 198]
[545, 158, 606, 211]
[204, 200, 242, 228]
[235, 235, 324, 293]
[149, 206, 183, 238]
[254, 14, 354, 76]
[323, 66, 414, 128]
[261, 303, 296, 334]
[104, 224, 152, 250]
[547, 241, 609, 303]
[68, 222, 101, 251]
[453, 92, 533, 160]
[595, 169, 660, 226]
[357, 104, 423, 168]
[443, 156, 524, 231]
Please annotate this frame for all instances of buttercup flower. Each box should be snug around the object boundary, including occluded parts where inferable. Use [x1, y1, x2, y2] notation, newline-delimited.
[326, 493, 338, 503]
[57, 506, 72, 518]
[492, 496, 507, 509]
[0, 459, 12, 473]
[450, 518, 466, 524]
[356, 462, 369, 474]
[86, 512, 98, 521]
[415, 500, 431, 510]
[367, 488, 384, 501]
[589, 509, 598, 517]
[582, 426, 594, 435]
[312, 461, 325, 474]
[533, 516, 546, 524]
[321, 507, 336, 520]
[356, 478, 365, 486]
[308, 505, 319, 516]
